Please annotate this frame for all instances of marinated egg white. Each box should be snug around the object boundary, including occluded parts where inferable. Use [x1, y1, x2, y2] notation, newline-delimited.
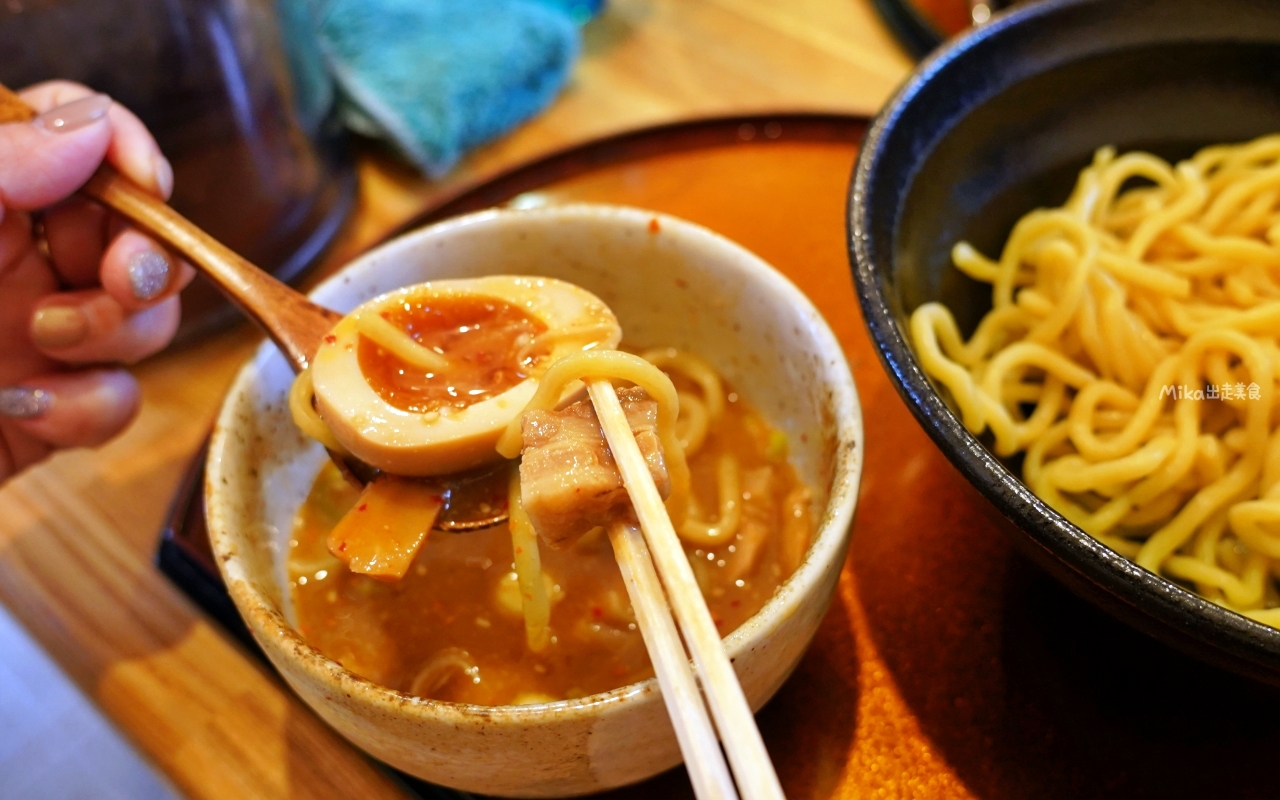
[310, 276, 621, 476]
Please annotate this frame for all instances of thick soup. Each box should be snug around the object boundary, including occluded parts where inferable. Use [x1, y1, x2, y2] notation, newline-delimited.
[289, 371, 813, 705]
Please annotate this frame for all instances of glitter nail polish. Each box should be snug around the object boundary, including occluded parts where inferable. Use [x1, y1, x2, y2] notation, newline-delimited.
[0, 387, 53, 419]
[128, 249, 172, 301]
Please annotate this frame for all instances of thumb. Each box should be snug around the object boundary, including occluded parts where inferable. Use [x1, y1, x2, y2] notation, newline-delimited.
[0, 94, 112, 212]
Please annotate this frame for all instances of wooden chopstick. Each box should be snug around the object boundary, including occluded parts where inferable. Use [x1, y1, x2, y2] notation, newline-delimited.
[586, 380, 787, 800]
[606, 520, 738, 800]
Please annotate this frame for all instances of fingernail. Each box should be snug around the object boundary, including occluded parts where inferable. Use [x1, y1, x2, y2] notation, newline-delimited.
[0, 387, 53, 419]
[128, 249, 172, 301]
[152, 154, 174, 199]
[30, 306, 89, 350]
[33, 94, 112, 134]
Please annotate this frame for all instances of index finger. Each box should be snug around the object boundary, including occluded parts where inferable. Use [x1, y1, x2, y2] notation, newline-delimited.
[19, 81, 173, 200]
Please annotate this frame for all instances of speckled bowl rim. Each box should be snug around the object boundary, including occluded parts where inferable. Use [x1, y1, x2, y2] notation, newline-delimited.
[847, 0, 1280, 679]
[209, 203, 863, 724]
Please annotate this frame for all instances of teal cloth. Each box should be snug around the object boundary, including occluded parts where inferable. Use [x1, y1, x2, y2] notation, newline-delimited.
[312, 0, 597, 177]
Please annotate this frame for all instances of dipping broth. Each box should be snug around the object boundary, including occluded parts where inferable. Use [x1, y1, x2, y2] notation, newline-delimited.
[288, 370, 813, 705]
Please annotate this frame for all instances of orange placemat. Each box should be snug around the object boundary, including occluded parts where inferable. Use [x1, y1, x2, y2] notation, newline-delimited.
[166, 115, 1280, 799]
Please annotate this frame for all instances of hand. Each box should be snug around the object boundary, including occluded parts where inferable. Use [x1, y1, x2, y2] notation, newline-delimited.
[0, 81, 194, 483]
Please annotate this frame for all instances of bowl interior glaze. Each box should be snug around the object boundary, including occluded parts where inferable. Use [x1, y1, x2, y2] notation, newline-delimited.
[850, 0, 1280, 683]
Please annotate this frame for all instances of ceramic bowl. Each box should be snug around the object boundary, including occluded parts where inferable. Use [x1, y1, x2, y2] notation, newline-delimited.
[206, 204, 862, 795]
[849, 0, 1280, 684]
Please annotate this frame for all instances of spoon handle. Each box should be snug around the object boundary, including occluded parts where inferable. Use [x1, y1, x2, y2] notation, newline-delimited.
[82, 166, 341, 370]
[0, 83, 339, 372]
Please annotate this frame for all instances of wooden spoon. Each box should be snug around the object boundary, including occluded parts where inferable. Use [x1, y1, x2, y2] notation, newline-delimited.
[0, 83, 504, 531]
[0, 83, 339, 372]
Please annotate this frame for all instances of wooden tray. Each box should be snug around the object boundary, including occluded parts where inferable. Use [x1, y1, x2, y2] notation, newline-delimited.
[159, 113, 1280, 799]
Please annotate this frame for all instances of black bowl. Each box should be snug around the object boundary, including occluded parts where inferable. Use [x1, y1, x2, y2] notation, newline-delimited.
[849, 0, 1280, 685]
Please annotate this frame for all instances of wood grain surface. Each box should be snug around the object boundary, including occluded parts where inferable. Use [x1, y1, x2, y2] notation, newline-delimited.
[0, 3, 911, 798]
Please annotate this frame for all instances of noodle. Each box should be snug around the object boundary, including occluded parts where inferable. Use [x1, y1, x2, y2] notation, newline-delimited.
[515, 321, 618, 366]
[674, 391, 710, 454]
[354, 310, 451, 372]
[639, 348, 745, 544]
[642, 348, 725, 424]
[409, 647, 478, 697]
[680, 454, 742, 547]
[508, 464, 551, 652]
[289, 366, 350, 454]
[644, 347, 724, 456]
[912, 134, 1280, 623]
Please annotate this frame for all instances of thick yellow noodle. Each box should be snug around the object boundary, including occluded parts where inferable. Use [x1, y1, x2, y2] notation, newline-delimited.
[289, 365, 349, 454]
[507, 464, 551, 652]
[912, 134, 1280, 626]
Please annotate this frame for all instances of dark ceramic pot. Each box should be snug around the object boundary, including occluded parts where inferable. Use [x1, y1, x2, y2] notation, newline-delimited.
[849, 0, 1280, 685]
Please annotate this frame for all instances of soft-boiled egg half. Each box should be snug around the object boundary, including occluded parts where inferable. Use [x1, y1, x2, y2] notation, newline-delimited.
[309, 276, 621, 476]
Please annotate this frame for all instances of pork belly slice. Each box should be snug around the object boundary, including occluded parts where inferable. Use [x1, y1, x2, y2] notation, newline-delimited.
[519, 386, 670, 548]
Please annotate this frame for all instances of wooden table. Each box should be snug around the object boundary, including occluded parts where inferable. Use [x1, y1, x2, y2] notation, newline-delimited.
[0, 3, 912, 798]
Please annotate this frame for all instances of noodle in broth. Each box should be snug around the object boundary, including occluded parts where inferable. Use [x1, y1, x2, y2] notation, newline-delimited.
[288, 348, 814, 703]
